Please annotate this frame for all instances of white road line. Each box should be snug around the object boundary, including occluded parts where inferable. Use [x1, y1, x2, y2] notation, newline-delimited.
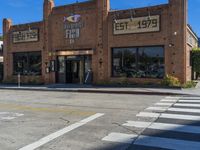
[155, 103, 174, 106]
[123, 121, 200, 134]
[102, 132, 200, 150]
[102, 132, 137, 144]
[178, 100, 200, 103]
[161, 99, 177, 102]
[18, 113, 104, 150]
[180, 97, 200, 100]
[146, 107, 168, 111]
[135, 135, 200, 150]
[174, 103, 200, 107]
[147, 107, 200, 113]
[165, 96, 181, 99]
[137, 112, 200, 121]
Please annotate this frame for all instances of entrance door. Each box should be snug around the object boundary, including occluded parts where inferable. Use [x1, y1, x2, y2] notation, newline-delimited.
[65, 60, 80, 83]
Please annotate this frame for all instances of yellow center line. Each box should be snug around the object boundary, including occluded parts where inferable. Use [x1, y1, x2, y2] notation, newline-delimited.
[0, 103, 95, 116]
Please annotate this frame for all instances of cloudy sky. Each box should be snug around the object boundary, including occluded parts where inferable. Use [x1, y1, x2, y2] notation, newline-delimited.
[0, 0, 199, 36]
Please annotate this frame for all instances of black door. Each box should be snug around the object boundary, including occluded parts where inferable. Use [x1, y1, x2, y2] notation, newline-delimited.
[65, 60, 80, 83]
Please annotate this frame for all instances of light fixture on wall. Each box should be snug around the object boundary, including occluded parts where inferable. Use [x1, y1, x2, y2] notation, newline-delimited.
[113, 11, 118, 23]
[169, 43, 175, 47]
[147, 8, 151, 20]
[28, 25, 32, 32]
[130, 9, 135, 21]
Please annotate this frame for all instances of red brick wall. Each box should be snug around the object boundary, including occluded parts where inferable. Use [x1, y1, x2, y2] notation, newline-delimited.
[3, 0, 189, 84]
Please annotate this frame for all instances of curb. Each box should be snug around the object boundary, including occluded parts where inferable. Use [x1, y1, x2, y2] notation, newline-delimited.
[0, 87, 188, 96]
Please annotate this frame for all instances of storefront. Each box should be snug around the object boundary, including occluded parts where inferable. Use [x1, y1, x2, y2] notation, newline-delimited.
[56, 52, 92, 84]
[2, 0, 196, 84]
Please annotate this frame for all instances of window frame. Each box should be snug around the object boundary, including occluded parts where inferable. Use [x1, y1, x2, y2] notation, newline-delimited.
[13, 51, 42, 76]
[111, 45, 165, 79]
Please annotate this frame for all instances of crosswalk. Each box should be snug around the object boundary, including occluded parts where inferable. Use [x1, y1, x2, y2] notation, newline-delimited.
[102, 96, 200, 150]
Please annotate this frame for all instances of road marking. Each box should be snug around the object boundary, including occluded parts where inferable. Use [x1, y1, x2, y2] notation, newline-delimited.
[174, 103, 200, 107]
[155, 103, 174, 106]
[123, 121, 200, 134]
[178, 100, 200, 103]
[135, 135, 200, 150]
[102, 132, 200, 150]
[147, 107, 200, 113]
[0, 103, 94, 116]
[102, 132, 137, 144]
[165, 96, 181, 99]
[161, 99, 177, 102]
[146, 107, 168, 111]
[137, 112, 200, 121]
[18, 113, 104, 150]
[0, 112, 24, 121]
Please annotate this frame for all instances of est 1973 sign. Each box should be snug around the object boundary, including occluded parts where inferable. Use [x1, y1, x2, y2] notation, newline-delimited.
[113, 15, 160, 35]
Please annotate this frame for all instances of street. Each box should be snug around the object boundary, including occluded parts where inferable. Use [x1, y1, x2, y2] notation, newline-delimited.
[0, 90, 200, 150]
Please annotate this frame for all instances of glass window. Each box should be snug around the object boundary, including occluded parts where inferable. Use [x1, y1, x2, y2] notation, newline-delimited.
[13, 52, 42, 75]
[58, 56, 65, 73]
[112, 46, 164, 79]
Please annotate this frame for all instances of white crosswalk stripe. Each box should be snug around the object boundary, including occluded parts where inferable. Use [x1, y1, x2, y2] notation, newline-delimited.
[102, 132, 137, 144]
[102, 132, 200, 150]
[155, 102, 174, 106]
[161, 99, 178, 102]
[102, 96, 200, 150]
[123, 121, 200, 134]
[146, 106, 200, 113]
[174, 103, 200, 107]
[178, 100, 200, 103]
[137, 112, 200, 121]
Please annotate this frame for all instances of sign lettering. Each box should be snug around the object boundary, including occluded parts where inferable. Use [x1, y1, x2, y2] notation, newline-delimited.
[114, 15, 160, 35]
[13, 29, 39, 43]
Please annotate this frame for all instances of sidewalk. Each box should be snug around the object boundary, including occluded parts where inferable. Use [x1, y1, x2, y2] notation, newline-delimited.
[0, 83, 199, 96]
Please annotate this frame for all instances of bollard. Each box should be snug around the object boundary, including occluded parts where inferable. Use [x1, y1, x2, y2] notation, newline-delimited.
[18, 73, 21, 88]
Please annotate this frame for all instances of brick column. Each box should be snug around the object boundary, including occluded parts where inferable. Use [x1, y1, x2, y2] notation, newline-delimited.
[168, 0, 187, 83]
[95, 0, 110, 84]
[43, 0, 54, 84]
[3, 19, 12, 81]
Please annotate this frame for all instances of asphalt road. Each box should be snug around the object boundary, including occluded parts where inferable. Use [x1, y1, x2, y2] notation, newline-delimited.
[0, 90, 164, 150]
[1, 90, 200, 150]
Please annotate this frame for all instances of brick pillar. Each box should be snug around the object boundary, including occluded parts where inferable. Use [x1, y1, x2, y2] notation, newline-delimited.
[3, 19, 12, 81]
[43, 0, 54, 84]
[168, 0, 187, 83]
[95, 0, 110, 84]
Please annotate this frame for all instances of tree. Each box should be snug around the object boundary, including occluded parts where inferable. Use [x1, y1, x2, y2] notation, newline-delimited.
[0, 36, 2, 41]
[191, 48, 200, 79]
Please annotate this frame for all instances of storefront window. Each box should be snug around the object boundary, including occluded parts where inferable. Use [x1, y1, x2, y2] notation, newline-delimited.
[13, 52, 41, 75]
[112, 46, 164, 78]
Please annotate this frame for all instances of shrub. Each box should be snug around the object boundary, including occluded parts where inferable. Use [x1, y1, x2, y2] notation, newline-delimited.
[191, 49, 200, 79]
[161, 75, 181, 87]
[182, 81, 197, 88]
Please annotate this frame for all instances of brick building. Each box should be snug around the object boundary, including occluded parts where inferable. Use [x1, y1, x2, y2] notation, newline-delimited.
[0, 41, 3, 81]
[2, 0, 198, 85]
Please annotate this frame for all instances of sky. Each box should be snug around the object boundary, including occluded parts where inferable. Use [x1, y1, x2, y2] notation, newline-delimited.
[0, 0, 199, 37]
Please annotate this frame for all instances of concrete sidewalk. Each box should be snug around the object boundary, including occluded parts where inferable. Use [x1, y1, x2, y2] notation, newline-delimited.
[0, 83, 199, 96]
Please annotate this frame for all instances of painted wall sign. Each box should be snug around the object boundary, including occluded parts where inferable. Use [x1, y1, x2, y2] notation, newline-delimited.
[113, 15, 160, 35]
[12, 29, 39, 43]
[64, 14, 84, 44]
[64, 15, 81, 23]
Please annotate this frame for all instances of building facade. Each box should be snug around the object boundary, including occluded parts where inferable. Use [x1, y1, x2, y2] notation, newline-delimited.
[3, 0, 194, 84]
[0, 41, 3, 81]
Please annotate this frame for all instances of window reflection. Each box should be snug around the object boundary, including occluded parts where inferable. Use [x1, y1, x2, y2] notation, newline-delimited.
[112, 46, 164, 79]
[13, 52, 41, 75]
